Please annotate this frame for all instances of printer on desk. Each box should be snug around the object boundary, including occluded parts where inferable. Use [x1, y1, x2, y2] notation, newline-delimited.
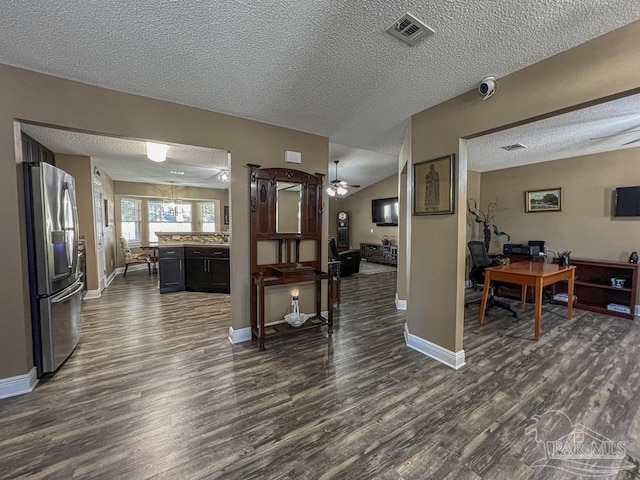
[503, 240, 545, 256]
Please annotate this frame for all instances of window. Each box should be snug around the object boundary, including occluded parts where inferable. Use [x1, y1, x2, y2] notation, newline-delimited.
[120, 198, 142, 244]
[199, 202, 216, 232]
[147, 200, 192, 242]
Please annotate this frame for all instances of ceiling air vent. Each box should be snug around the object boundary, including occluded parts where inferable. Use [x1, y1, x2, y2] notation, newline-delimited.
[387, 13, 434, 46]
[501, 143, 527, 151]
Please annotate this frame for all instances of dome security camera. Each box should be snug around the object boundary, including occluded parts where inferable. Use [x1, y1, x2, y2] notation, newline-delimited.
[478, 76, 497, 99]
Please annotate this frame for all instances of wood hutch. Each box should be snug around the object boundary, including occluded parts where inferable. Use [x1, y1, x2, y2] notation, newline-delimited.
[248, 164, 336, 350]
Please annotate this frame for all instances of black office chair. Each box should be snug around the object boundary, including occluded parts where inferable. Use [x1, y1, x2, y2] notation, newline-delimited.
[328, 238, 361, 277]
[465, 240, 518, 319]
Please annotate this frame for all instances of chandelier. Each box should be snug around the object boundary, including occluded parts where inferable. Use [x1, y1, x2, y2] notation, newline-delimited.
[163, 181, 183, 218]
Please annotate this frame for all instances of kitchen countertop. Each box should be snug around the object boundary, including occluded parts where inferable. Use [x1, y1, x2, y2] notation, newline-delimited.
[159, 242, 230, 247]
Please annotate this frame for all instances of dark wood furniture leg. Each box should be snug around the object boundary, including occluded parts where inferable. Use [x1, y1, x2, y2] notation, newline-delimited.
[258, 274, 266, 351]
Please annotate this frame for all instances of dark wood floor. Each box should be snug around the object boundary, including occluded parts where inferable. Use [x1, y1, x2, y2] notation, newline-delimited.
[2, 270, 640, 479]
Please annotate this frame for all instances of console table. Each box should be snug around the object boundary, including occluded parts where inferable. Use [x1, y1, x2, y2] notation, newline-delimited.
[253, 266, 335, 351]
[360, 243, 397, 266]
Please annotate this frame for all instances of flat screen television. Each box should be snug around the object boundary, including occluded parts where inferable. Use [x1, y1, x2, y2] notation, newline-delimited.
[614, 186, 640, 217]
[371, 197, 399, 226]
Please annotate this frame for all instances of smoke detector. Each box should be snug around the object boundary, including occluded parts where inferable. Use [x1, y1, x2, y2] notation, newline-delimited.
[387, 13, 434, 46]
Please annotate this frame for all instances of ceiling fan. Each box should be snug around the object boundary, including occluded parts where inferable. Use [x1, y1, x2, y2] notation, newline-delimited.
[326, 160, 360, 197]
[590, 127, 640, 146]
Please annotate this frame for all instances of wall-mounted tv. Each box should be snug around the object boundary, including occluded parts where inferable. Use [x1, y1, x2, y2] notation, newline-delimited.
[371, 197, 399, 226]
[614, 186, 640, 217]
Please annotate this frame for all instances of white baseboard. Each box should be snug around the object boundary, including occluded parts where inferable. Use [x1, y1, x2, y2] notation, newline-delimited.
[85, 270, 119, 300]
[228, 326, 252, 344]
[404, 323, 466, 370]
[105, 269, 117, 287]
[88, 264, 149, 300]
[395, 293, 407, 310]
[0, 367, 38, 399]
[84, 289, 101, 300]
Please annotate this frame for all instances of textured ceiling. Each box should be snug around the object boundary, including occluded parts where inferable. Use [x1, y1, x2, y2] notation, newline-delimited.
[467, 93, 640, 172]
[0, 0, 640, 186]
[2, 0, 640, 160]
[21, 124, 229, 189]
[328, 144, 398, 194]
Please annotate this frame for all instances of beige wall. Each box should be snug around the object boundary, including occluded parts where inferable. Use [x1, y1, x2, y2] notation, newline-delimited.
[113, 181, 228, 205]
[99, 167, 117, 281]
[396, 126, 411, 302]
[465, 170, 482, 277]
[1, 64, 327, 379]
[338, 175, 399, 247]
[410, 20, 640, 353]
[478, 148, 640, 261]
[54, 155, 101, 291]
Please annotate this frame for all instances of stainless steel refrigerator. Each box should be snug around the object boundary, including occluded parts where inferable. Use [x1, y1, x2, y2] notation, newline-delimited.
[24, 161, 83, 377]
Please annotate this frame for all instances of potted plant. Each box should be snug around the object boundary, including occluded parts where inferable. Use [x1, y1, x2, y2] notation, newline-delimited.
[467, 198, 510, 252]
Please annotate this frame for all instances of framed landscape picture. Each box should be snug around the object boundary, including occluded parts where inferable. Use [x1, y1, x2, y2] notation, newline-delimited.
[413, 154, 455, 215]
[525, 187, 562, 212]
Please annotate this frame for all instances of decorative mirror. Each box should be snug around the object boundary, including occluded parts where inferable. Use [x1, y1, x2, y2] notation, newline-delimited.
[276, 181, 301, 234]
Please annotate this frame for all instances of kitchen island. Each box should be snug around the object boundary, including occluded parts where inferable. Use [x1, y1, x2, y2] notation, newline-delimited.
[156, 232, 230, 294]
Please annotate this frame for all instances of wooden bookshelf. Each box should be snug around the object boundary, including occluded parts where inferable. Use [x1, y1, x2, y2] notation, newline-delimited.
[551, 258, 638, 319]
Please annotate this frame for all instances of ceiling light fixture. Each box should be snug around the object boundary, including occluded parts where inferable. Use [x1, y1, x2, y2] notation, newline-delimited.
[217, 170, 230, 182]
[326, 160, 358, 197]
[170, 171, 184, 175]
[163, 181, 183, 218]
[326, 184, 349, 197]
[146, 142, 168, 162]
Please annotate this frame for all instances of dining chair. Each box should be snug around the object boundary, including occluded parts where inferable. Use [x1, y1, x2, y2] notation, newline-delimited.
[119, 236, 151, 276]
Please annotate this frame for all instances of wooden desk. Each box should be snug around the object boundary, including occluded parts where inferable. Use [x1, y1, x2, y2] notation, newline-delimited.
[478, 261, 576, 340]
[140, 244, 159, 275]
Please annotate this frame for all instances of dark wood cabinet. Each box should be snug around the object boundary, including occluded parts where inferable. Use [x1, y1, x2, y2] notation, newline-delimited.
[552, 258, 638, 319]
[22, 132, 55, 166]
[185, 257, 209, 289]
[360, 243, 397, 266]
[159, 247, 184, 293]
[159, 246, 230, 294]
[185, 247, 230, 293]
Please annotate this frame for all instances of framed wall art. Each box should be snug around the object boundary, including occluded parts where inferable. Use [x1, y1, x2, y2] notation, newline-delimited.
[525, 187, 562, 212]
[413, 154, 455, 215]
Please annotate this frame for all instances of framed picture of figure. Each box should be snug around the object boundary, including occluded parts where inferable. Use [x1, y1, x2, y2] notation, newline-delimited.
[413, 154, 455, 215]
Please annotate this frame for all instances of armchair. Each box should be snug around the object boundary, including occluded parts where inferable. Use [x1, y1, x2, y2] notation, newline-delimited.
[120, 236, 151, 277]
[328, 238, 361, 277]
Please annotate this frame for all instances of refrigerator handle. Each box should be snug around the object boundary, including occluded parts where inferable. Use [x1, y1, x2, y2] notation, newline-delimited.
[60, 182, 79, 279]
[51, 281, 84, 304]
